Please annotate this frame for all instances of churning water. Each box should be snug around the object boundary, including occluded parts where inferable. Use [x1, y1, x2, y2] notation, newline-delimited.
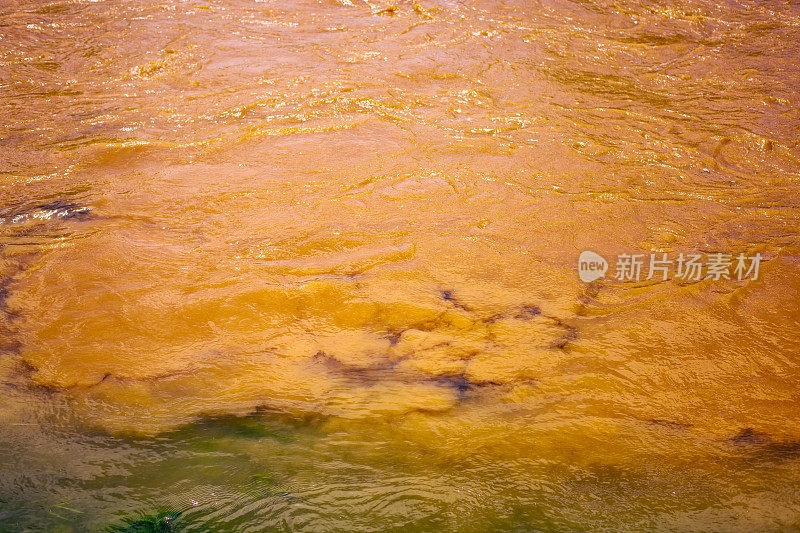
[1, 0, 800, 530]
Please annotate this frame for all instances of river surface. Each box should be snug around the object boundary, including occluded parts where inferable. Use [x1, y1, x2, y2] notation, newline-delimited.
[1, 0, 800, 531]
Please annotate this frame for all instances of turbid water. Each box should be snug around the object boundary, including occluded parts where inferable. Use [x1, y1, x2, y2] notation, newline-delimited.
[1, 0, 800, 531]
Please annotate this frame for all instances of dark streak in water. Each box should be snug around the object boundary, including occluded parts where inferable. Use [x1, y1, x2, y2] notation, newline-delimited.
[311, 350, 497, 399]
[383, 330, 403, 346]
[731, 428, 800, 461]
[731, 427, 770, 446]
[312, 350, 396, 381]
[439, 289, 472, 311]
[430, 373, 473, 399]
[514, 304, 541, 319]
[0, 199, 94, 224]
[550, 326, 579, 350]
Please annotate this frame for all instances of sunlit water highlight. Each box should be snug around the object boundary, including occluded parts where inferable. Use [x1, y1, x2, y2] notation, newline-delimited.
[1, 0, 800, 530]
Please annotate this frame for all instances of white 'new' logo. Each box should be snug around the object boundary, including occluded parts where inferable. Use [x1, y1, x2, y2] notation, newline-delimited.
[578, 251, 607, 282]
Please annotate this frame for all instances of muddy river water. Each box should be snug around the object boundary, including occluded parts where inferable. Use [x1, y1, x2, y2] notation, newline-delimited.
[1, 0, 800, 530]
